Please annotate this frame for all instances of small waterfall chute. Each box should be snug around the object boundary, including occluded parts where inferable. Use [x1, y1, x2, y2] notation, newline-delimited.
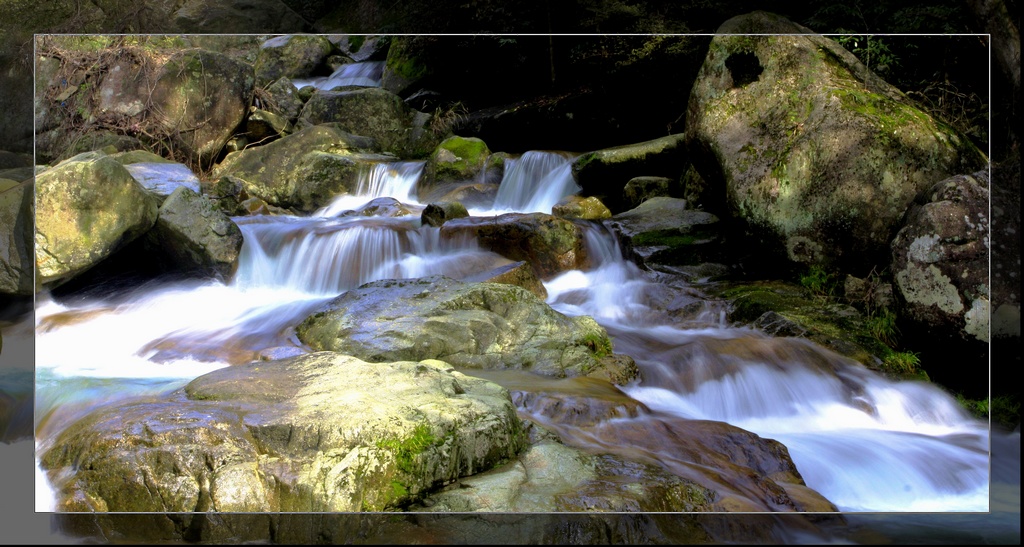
[489, 151, 581, 214]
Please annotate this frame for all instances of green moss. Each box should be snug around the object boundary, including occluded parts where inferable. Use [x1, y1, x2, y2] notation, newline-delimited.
[376, 423, 440, 474]
[631, 230, 697, 248]
[386, 55, 427, 82]
[442, 137, 488, 160]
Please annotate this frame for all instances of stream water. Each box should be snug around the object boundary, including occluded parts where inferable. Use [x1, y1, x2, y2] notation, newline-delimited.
[32, 151, 1008, 537]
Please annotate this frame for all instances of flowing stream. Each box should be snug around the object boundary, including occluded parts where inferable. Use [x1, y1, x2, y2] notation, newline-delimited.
[34, 151, 998, 523]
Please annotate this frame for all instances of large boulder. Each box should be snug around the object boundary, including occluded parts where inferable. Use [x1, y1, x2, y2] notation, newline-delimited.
[254, 34, 334, 85]
[890, 171, 989, 392]
[34, 151, 158, 290]
[211, 124, 382, 213]
[148, 49, 255, 167]
[439, 213, 588, 280]
[298, 87, 440, 158]
[891, 171, 990, 345]
[571, 135, 689, 214]
[145, 186, 244, 281]
[684, 12, 988, 274]
[40, 353, 526, 513]
[296, 276, 623, 379]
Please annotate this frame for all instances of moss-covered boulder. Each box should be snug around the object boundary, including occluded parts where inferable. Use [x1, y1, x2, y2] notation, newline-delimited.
[144, 186, 244, 281]
[571, 135, 689, 214]
[296, 276, 619, 379]
[40, 352, 526, 513]
[381, 36, 435, 97]
[298, 87, 440, 158]
[253, 34, 333, 86]
[420, 136, 492, 199]
[34, 151, 158, 290]
[211, 124, 382, 213]
[0, 177, 34, 295]
[149, 49, 255, 167]
[439, 213, 588, 280]
[684, 11, 988, 274]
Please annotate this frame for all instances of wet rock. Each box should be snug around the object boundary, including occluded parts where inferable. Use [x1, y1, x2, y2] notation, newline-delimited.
[608, 197, 724, 279]
[440, 213, 588, 280]
[421, 201, 469, 227]
[122, 161, 202, 203]
[709, 281, 891, 371]
[420, 136, 491, 198]
[296, 275, 618, 378]
[340, 197, 416, 218]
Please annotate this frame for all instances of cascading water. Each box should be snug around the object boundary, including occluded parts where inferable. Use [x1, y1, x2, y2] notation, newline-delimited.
[543, 227, 991, 512]
[290, 61, 385, 91]
[34, 150, 1003, 528]
[485, 150, 581, 215]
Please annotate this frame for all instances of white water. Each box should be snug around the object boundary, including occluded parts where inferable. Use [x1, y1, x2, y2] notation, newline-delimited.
[477, 150, 581, 215]
[543, 234, 991, 512]
[33, 151, 996, 519]
[291, 61, 384, 91]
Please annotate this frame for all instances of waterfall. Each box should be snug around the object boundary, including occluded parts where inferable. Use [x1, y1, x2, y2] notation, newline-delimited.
[489, 151, 581, 214]
[315, 161, 425, 217]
